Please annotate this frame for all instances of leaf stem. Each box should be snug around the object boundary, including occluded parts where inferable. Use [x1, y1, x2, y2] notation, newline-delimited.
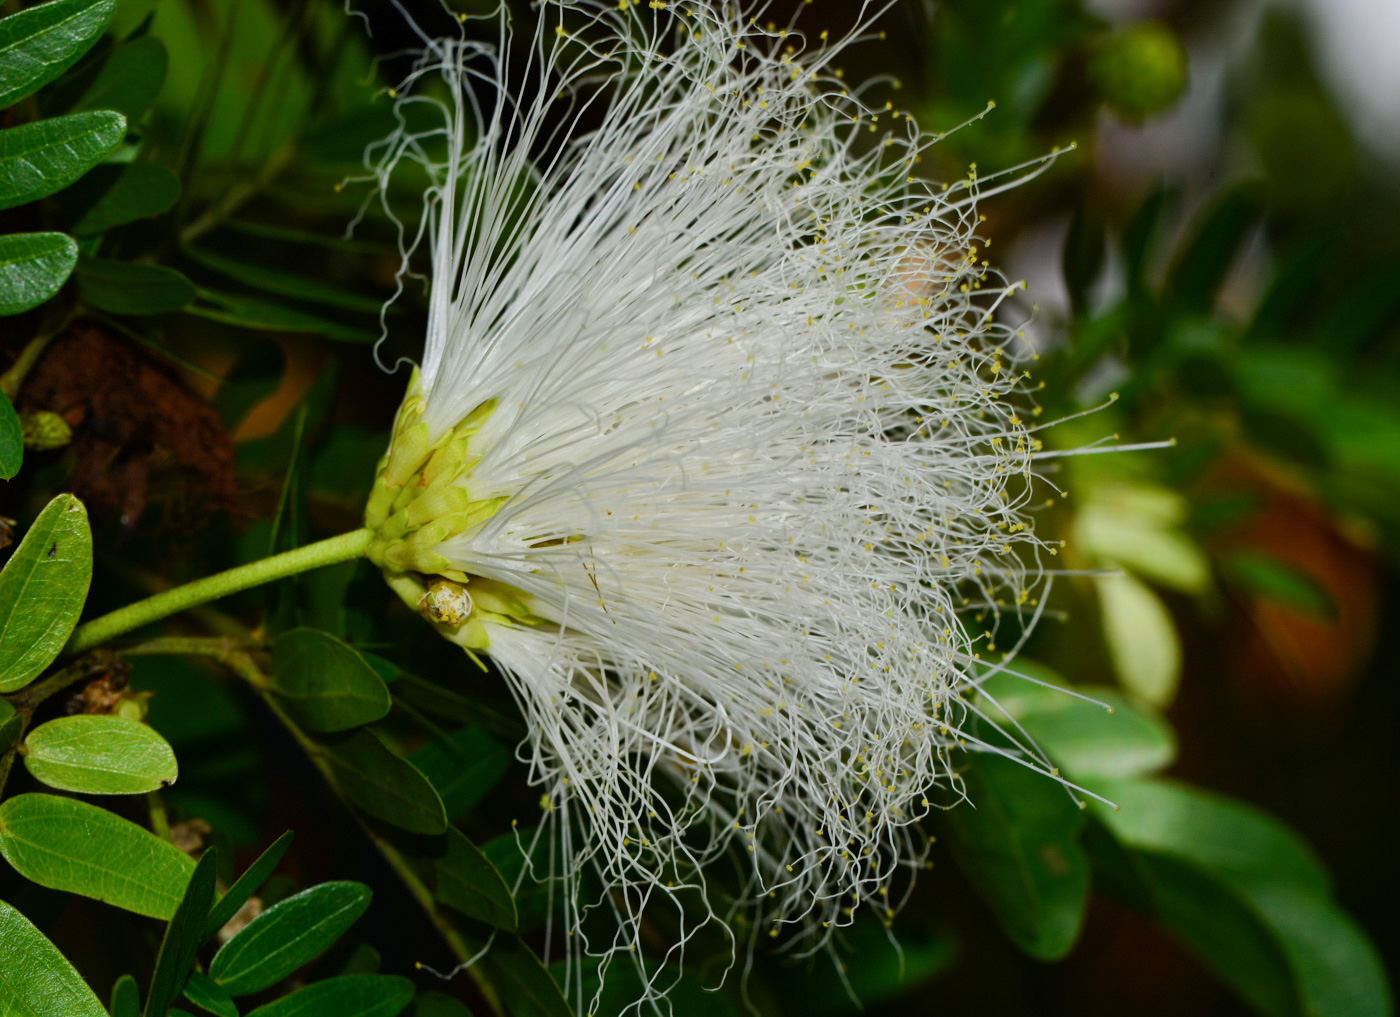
[66, 528, 375, 654]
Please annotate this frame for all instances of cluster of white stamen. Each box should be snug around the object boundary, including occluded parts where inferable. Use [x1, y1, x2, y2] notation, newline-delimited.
[362, 1, 1069, 1012]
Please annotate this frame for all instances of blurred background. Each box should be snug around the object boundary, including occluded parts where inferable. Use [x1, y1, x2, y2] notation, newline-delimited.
[1, 0, 1396, 1013]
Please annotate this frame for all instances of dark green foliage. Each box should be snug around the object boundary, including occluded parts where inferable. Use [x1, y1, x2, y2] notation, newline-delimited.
[0, 1, 1393, 1016]
[209, 882, 372, 996]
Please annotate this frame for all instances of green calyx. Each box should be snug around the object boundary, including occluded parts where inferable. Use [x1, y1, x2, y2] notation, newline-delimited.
[365, 371, 499, 575]
[366, 374, 537, 651]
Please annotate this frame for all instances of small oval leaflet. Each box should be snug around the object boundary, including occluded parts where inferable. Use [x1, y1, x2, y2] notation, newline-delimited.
[0, 793, 195, 919]
[210, 881, 372, 996]
[75, 256, 196, 315]
[0, 494, 93, 693]
[0, 0, 117, 109]
[22, 714, 178, 794]
[0, 231, 79, 317]
[244, 974, 414, 1017]
[321, 728, 447, 834]
[0, 901, 108, 1017]
[0, 110, 127, 211]
[269, 628, 391, 732]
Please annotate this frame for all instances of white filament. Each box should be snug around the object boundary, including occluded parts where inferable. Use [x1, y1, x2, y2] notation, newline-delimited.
[362, 2, 1068, 1012]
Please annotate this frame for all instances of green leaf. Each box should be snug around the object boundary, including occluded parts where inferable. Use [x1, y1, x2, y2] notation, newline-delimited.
[1092, 779, 1330, 898]
[0, 794, 195, 918]
[0, 111, 127, 211]
[183, 247, 389, 314]
[938, 754, 1089, 960]
[0, 899, 108, 1017]
[75, 257, 195, 314]
[0, 700, 21, 753]
[1094, 573, 1181, 708]
[268, 629, 391, 733]
[181, 972, 238, 1017]
[109, 974, 140, 1017]
[977, 668, 1176, 780]
[145, 848, 219, 1017]
[69, 162, 179, 236]
[209, 882, 372, 996]
[244, 974, 414, 1017]
[404, 992, 474, 1017]
[408, 727, 511, 822]
[0, 231, 78, 316]
[0, 389, 21, 479]
[321, 729, 448, 835]
[203, 831, 294, 941]
[1165, 183, 1265, 314]
[1249, 886, 1394, 1017]
[431, 827, 517, 932]
[187, 290, 378, 343]
[0, 494, 93, 693]
[1125, 851, 1302, 1017]
[21, 714, 178, 794]
[482, 830, 556, 934]
[1074, 495, 1211, 595]
[72, 33, 167, 123]
[1221, 550, 1336, 619]
[1121, 186, 1175, 292]
[477, 934, 572, 1017]
[0, 0, 117, 109]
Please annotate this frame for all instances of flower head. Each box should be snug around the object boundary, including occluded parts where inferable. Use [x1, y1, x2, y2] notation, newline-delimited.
[362, 1, 1061, 1008]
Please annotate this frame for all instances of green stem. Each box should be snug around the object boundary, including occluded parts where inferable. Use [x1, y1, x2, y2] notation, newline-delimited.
[67, 529, 375, 654]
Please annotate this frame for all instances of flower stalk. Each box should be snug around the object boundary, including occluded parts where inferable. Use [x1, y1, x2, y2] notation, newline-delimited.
[66, 527, 375, 654]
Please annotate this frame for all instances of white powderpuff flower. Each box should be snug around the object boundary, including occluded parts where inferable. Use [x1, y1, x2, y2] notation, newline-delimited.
[359, 1, 1077, 1009]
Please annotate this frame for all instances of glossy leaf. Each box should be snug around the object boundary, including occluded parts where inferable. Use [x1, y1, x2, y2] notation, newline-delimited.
[408, 727, 511, 821]
[244, 974, 414, 1017]
[0, 793, 195, 919]
[184, 246, 388, 314]
[187, 290, 377, 343]
[109, 974, 140, 1017]
[0, 494, 93, 693]
[181, 972, 238, 1017]
[0, 899, 108, 1017]
[0, 388, 21, 479]
[0, 0, 116, 109]
[1092, 779, 1329, 897]
[69, 162, 180, 236]
[431, 827, 517, 931]
[210, 882, 372, 996]
[938, 754, 1089, 960]
[0, 111, 127, 211]
[1250, 886, 1394, 1017]
[203, 830, 294, 941]
[1095, 573, 1181, 708]
[72, 33, 167, 123]
[321, 729, 448, 835]
[144, 848, 218, 1017]
[0, 231, 78, 316]
[76, 257, 195, 315]
[977, 669, 1176, 780]
[269, 629, 391, 733]
[22, 714, 178, 794]
[1125, 851, 1301, 1017]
